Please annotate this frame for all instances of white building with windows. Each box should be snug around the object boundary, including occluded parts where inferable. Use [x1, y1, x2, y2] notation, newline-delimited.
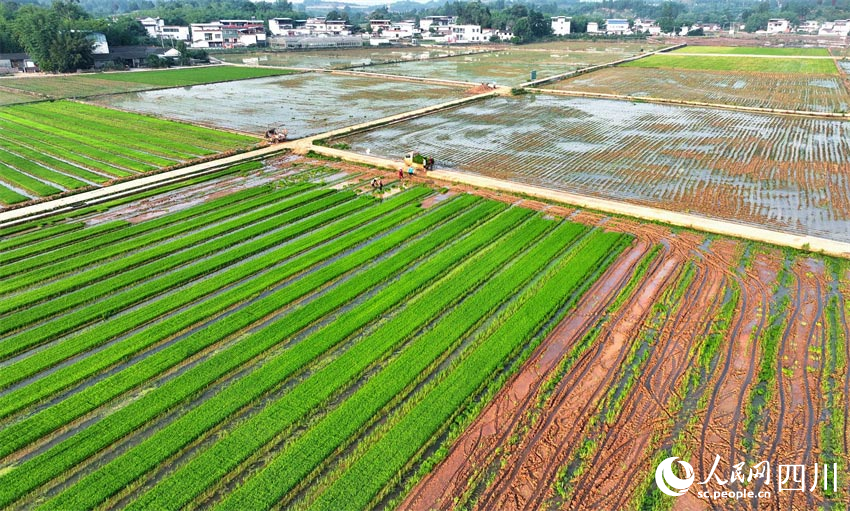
[551, 16, 572, 36]
[605, 19, 630, 34]
[139, 17, 190, 41]
[448, 24, 484, 43]
[420, 16, 454, 34]
[766, 18, 791, 33]
[797, 20, 820, 33]
[191, 22, 224, 48]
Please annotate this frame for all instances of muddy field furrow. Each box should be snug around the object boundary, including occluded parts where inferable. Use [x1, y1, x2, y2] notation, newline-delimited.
[677, 249, 780, 511]
[398, 239, 650, 511]
[568, 250, 729, 511]
[471, 250, 682, 511]
[756, 260, 826, 511]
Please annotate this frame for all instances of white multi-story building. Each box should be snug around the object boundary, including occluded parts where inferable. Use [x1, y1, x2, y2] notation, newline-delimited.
[819, 20, 850, 36]
[269, 18, 296, 36]
[797, 20, 820, 33]
[139, 16, 190, 41]
[420, 15, 454, 34]
[191, 22, 224, 48]
[605, 19, 630, 34]
[766, 18, 791, 33]
[551, 16, 572, 36]
[448, 24, 484, 43]
[139, 17, 164, 38]
[382, 20, 418, 39]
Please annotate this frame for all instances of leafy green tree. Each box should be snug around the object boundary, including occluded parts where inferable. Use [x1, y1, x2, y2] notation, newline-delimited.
[13, 1, 93, 72]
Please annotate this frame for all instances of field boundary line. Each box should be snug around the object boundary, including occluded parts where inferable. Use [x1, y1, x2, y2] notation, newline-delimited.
[329, 69, 479, 88]
[527, 87, 850, 119]
[518, 43, 684, 88]
[425, 169, 850, 258]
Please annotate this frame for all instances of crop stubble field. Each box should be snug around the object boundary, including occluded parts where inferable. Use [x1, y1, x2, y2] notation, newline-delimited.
[338, 94, 850, 244]
[0, 101, 256, 205]
[1, 155, 846, 511]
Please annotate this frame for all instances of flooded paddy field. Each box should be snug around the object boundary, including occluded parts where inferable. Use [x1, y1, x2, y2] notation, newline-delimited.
[338, 94, 850, 242]
[356, 49, 640, 85]
[87, 72, 468, 138]
[213, 46, 491, 69]
[547, 66, 850, 112]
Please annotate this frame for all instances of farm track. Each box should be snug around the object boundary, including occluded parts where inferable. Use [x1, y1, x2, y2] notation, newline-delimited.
[470, 240, 683, 510]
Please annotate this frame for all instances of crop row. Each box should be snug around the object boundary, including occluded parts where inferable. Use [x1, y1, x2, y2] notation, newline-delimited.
[0, 101, 259, 200]
[0, 186, 331, 339]
[44, 196, 507, 510]
[304, 230, 627, 511]
[0, 176, 273, 289]
[0, 187, 445, 507]
[0, 67, 293, 101]
[0, 159, 265, 240]
[129, 205, 549, 511]
[547, 245, 663, 500]
[38, 101, 253, 150]
[6, 105, 202, 160]
[635, 281, 739, 511]
[0, 110, 175, 170]
[0, 194, 366, 390]
[0, 189, 430, 426]
[0, 222, 82, 253]
[0, 128, 133, 178]
[0, 183, 266, 270]
[622, 54, 839, 74]
[237, 218, 586, 511]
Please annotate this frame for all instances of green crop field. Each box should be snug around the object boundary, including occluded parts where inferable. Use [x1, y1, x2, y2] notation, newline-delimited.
[671, 45, 832, 56]
[0, 167, 627, 510]
[0, 65, 295, 100]
[0, 100, 257, 205]
[624, 54, 839, 74]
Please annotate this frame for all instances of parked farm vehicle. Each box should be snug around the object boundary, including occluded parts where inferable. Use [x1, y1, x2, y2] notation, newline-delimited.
[264, 126, 288, 143]
[403, 152, 434, 172]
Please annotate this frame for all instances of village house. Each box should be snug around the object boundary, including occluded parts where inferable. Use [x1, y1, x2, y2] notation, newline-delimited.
[551, 16, 571, 36]
[605, 19, 631, 35]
